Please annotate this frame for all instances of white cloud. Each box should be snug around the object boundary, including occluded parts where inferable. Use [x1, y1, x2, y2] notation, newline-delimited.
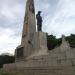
[42, 0, 75, 38]
[0, 28, 21, 55]
[1, 7, 15, 20]
[0, 0, 75, 54]
[0, 0, 25, 29]
[0, 0, 25, 54]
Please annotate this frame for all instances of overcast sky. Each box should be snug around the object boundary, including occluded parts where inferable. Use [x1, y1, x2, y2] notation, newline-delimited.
[0, 0, 75, 55]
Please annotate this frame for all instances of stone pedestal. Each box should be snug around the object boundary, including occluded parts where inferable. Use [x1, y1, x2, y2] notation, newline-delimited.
[15, 32, 48, 61]
[26, 32, 48, 59]
[34, 32, 47, 51]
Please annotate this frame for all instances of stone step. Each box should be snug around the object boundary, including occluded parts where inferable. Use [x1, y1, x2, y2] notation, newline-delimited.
[3, 66, 75, 75]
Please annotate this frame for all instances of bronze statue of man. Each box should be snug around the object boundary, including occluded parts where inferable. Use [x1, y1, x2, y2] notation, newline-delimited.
[36, 11, 42, 31]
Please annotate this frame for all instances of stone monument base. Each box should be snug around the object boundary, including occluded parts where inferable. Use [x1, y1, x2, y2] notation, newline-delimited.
[2, 33, 75, 75]
[2, 32, 75, 75]
[2, 40, 75, 75]
[3, 44, 75, 75]
[15, 32, 48, 61]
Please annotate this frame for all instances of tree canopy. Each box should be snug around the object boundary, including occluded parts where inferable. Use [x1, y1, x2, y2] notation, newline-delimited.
[47, 34, 75, 50]
[0, 55, 15, 68]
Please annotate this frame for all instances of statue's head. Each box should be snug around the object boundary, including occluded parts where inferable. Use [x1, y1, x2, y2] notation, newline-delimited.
[38, 11, 42, 14]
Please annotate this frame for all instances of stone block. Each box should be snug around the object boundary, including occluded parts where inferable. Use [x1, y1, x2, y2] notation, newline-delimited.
[61, 59, 72, 66]
[47, 59, 58, 66]
[57, 52, 66, 60]
[34, 32, 47, 50]
[71, 59, 75, 66]
[66, 50, 75, 59]
[71, 50, 75, 59]
[66, 50, 71, 59]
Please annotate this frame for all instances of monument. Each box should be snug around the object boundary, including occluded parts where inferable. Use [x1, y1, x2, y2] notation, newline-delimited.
[15, 0, 47, 61]
[2, 0, 75, 75]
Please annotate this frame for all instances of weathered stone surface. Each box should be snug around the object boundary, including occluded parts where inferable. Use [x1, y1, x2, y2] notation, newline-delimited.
[3, 66, 75, 75]
[2, 0, 75, 75]
[33, 32, 47, 52]
[15, 0, 36, 59]
[9, 36, 75, 75]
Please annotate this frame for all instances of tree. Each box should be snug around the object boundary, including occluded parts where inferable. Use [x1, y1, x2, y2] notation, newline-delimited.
[0, 55, 15, 68]
[66, 34, 75, 48]
[47, 35, 61, 50]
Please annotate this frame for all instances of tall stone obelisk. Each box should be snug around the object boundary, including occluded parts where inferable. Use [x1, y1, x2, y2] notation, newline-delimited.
[22, 0, 36, 44]
[15, 0, 36, 60]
